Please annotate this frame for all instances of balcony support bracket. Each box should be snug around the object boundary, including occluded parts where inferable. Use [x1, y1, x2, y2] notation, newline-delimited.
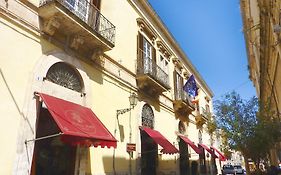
[43, 16, 61, 36]
[70, 35, 84, 50]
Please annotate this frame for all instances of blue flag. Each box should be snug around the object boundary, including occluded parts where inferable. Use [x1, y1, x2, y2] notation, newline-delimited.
[183, 74, 198, 97]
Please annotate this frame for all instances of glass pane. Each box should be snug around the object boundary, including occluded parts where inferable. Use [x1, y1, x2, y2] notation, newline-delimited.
[65, 0, 76, 7]
[76, 0, 88, 21]
[142, 105, 154, 129]
[46, 63, 83, 92]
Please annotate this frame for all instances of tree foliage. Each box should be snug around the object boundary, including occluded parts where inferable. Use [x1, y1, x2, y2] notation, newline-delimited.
[214, 91, 281, 163]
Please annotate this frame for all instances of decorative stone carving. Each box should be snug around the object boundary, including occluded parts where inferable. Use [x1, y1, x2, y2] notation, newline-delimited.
[70, 35, 84, 50]
[91, 48, 103, 60]
[183, 70, 190, 79]
[156, 41, 172, 60]
[91, 49, 105, 67]
[172, 58, 183, 70]
[42, 16, 61, 35]
[137, 18, 157, 43]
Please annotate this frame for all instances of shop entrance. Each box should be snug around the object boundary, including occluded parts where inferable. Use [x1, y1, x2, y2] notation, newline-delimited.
[32, 108, 77, 175]
[141, 104, 156, 175]
[141, 130, 157, 175]
[179, 138, 190, 175]
[191, 161, 199, 175]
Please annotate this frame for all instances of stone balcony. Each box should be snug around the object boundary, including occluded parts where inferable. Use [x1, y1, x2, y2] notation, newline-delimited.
[195, 107, 210, 127]
[39, 0, 115, 56]
[136, 49, 170, 97]
[173, 90, 195, 121]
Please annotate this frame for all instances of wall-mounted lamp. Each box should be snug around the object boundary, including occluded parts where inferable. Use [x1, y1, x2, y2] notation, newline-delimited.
[128, 92, 138, 108]
[116, 93, 138, 116]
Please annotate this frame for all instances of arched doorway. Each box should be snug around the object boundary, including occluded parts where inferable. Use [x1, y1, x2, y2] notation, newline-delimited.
[141, 104, 157, 175]
[178, 121, 190, 175]
[191, 161, 199, 175]
[198, 130, 207, 175]
[32, 62, 84, 175]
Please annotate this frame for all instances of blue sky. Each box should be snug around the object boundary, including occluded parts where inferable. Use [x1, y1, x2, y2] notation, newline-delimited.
[148, 0, 256, 100]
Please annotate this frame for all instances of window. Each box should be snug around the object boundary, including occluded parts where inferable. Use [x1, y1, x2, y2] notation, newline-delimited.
[142, 37, 153, 74]
[205, 104, 210, 113]
[143, 38, 152, 59]
[65, 0, 89, 22]
[46, 62, 84, 93]
[159, 55, 169, 74]
[174, 71, 183, 100]
[142, 104, 154, 129]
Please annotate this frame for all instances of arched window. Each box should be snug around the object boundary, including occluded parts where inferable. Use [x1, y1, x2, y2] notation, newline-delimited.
[178, 121, 186, 134]
[142, 104, 154, 129]
[46, 62, 84, 92]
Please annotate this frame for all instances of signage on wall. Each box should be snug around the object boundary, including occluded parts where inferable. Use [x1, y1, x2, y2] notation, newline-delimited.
[126, 143, 136, 152]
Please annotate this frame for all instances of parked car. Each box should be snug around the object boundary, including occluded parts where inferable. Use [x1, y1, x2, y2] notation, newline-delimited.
[234, 165, 244, 174]
[222, 164, 236, 175]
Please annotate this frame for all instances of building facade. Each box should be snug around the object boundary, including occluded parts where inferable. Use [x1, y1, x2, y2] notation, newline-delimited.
[0, 0, 223, 174]
[240, 0, 281, 166]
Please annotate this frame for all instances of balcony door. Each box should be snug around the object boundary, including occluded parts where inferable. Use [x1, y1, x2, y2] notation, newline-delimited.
[174, 71, 183, 100]
[65, 0, 89, 22]
[31, 62, 85, 175]
[143, 38, 153, 74]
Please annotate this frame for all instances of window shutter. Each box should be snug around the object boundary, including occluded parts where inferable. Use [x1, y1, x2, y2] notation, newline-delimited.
[138, 32, 143, 52]
[180, 76, 184, 100]
[174, 70, 177, 100]
[137, 32, 144, 62]
[92, 0, 101, 10]
[180, 76, 184, 91]
[152, 46, 156, 63]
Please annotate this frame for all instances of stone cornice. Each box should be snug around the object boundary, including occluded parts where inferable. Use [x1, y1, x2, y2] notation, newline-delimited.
[156, 40, 172, 60]
[137, 17, 157, 42]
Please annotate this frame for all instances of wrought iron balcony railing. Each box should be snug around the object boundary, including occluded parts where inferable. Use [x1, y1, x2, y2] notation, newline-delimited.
[39, 0, 115, 45]
[174, 89, 195, 107]
[200, 107, 211, 120]
[137, 49, 170, 89]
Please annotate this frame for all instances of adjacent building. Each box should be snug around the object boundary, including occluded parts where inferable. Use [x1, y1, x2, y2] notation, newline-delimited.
[0, 0, 223, 174]
[240, 0, 281, 166]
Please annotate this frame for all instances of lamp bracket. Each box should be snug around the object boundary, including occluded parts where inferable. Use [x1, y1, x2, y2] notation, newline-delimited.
[117, 107, 133, 116]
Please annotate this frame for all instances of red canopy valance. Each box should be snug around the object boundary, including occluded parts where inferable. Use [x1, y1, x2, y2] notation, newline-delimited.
[178, 135, 202, 154]
[211, 146, 227, 161]
[140, 126, 178, 154]
[198, 143, 218, 158]
[38, 93, 117, 148]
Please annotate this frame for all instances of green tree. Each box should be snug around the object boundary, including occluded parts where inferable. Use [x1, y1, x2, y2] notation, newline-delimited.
[214, 91, 281, 174]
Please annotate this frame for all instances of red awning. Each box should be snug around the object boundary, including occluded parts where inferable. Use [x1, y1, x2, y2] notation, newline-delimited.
[38, 93, 117, 148]
[211, 146, 227, 161]
[140, 126, 179, 154]
[178, 135, 202, 154]
[199, 143, 218, 158]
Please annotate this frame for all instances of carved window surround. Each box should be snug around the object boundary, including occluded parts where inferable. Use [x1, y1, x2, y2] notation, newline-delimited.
[182, 70, 191, 79]
[172, 58, 184, 72]
[137, 18, 157, 43]
[156, 40, 172, 60]
[204, 96, 211, 103]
